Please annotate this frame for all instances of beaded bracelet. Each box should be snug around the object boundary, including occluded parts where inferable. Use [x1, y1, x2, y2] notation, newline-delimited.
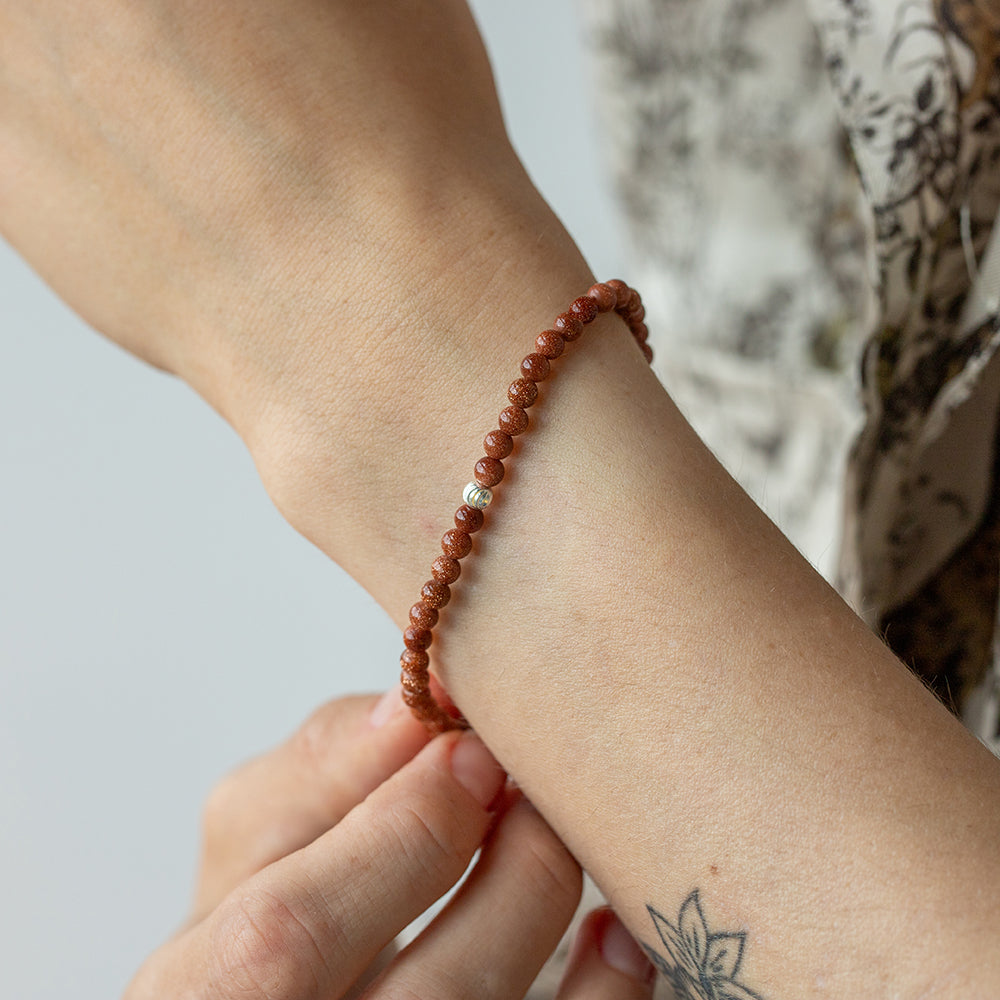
[400, 280, 653, 732]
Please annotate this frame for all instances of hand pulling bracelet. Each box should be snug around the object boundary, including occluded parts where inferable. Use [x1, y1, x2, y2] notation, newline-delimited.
[400, 279, 653, 732]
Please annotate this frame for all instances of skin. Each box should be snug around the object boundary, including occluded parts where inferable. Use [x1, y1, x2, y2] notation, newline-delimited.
[124, 690, 656, 998]
[3, 1, 1000, 996]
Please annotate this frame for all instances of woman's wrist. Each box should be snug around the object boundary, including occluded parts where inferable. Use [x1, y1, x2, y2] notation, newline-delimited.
[228, 183, 602, 598]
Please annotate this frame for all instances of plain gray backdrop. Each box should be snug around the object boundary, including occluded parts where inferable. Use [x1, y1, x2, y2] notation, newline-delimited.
[0, 3, 625, 996]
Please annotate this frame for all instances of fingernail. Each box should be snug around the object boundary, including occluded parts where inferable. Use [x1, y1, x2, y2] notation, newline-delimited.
[369, 686, 405, 728]
[599, 911, 656, 984]
[450, 732, 506, 809]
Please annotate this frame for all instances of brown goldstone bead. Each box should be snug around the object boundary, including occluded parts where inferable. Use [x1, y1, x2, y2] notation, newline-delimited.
[432, 555, 461, 584]
[455, 504, 485, 533]
[442, 528, 473, 559]
[475, 456, 505, 488]
[641, 342, 654, 363]
[632, 322, 649, 343]
[520, 353, 551, 382]
[404, 626, 433, 651]
[409, 602, 438, 629]
[402, 677, 435, 706]
[483, 430, 513, 460]
[554, 312, 584, 341]
[587, 282, 617, 312]
[401, 685, 452, 733]
[402, 671, 429, 695]
[627, 303, 646, 324]
[570, 295, 599, 324]
[606, 278, 630, 308]
[507, 378, 538, 407]
[535, 330, 565, 359]
[624, 289, 642, 314]
[400, 648, 429, 672]
[421, 579, 451, 608]
[499, 404, 529, 435]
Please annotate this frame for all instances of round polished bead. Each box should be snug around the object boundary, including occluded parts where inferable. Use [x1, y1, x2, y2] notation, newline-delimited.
[455, 504, 486, 535]
[554, 313, 584, 341]
[409, 601, 439, 629]
[442, 528, 473, 559]
[432, 555, 461, 584]
[606, 279, 631, 308]
[627, 303, 646, 324]
[404, 626, 433, 651]
[570, 295, 599, 324]
[400, 679, 428, 707]
[401, 685, 451, 734]
[507, 377, 539, 407]
[421, 579, 451, 608]
[499, 405, 529, 435]
[475, 456, 505, 488]
[401, 677, 425, 700]
[400, 648, 429, 673]
[483, 430, 513, 459]
[455, 504, 485, 533]
[463, 482, 493, 509]
[641, 341, 654, 364]
[520, 353, 551, 382]
[587, 282, 617, 312]
[535, 329, 565, 359]
[624, 289, 642, 314]
[402, 672, 429, 697]
[632, 321, 649, 343]
[400, 674, 430, 705]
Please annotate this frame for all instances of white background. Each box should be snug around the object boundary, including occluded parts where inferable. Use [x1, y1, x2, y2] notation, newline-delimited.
[0, 3, 626, 996]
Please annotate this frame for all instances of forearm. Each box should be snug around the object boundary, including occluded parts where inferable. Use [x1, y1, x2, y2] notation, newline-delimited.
[5, 0, 997, 990]
[242, 252, 1000, 996]
[442, 324, 1000, 995]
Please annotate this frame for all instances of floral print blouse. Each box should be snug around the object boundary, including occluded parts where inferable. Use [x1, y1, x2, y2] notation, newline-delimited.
[578, 0, 1000, 755]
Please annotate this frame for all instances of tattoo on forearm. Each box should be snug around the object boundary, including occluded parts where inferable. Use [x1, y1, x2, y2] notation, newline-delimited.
[642, 890, 767, 1000]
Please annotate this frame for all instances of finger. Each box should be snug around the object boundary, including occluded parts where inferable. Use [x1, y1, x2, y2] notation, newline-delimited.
[194, 688, 429, 919]
[202, 731, 506, 1000]
[372, 794, 583, 1000]
[555, 907, 656, 1000]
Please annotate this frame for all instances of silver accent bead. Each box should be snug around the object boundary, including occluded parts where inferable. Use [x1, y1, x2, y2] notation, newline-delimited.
[463, 482, 493, 509]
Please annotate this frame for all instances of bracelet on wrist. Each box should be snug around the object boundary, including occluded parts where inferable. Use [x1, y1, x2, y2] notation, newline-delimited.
[400, 280, 652, 732]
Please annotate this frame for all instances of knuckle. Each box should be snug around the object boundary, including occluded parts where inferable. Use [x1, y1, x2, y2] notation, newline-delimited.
[380, 789, 475, 889]
[288, 700, 344, 775]
[207, 887, 332, 1000]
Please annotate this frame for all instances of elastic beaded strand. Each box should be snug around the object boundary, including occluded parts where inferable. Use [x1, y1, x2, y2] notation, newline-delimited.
[399, 281, 653, 733]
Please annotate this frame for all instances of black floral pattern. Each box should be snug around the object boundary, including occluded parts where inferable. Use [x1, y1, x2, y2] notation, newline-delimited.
[644, 891, 765, 1000]
[814, 0, 1000, 727]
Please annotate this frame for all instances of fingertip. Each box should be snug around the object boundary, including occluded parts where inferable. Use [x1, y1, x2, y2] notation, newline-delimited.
[562, 907, 656, 995]
[595, 908, 656, 985]
[369, 685, 408, 728]
[449, 731, 507, 810]
[565, 905, 602, 973]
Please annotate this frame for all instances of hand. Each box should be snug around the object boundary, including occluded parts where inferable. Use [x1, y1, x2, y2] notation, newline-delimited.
[123, 691, 656, 999]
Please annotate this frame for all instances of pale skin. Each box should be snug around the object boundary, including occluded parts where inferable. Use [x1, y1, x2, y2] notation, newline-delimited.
[2, 1, 1000, 997]
[122, 690, 655, 998]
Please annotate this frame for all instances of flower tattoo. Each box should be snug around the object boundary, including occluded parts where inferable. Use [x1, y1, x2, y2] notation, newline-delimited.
[642, 890, 766, 1000]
